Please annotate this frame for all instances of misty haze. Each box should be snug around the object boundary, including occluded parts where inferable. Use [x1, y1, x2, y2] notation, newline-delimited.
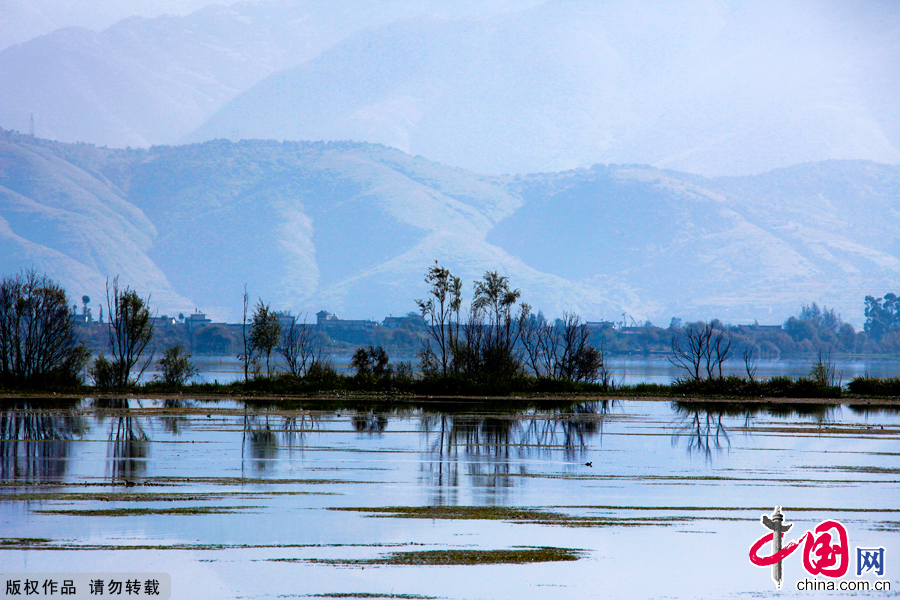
[2, 2, 900, 600]
[2, 0, 900, 328]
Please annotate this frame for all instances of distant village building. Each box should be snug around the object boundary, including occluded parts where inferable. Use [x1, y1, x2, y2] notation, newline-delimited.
[316, 310, 378, 330]
[71, 305, 93, 325]
[151, 315, 177, 328]
[274, 311, 296, 331]
[185, 310, 212, 332]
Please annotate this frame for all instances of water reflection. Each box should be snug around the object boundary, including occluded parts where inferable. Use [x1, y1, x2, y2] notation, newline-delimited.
[240, 408, 323, 473]
[0, 401, 84, 482]
[242, 412, 278, 473]
[160, 399, 194, 434]
[419, 402, 613, 503]
[352, 411, 388, 433]
[670, 401, 840, 460]
[671, 404, 736, 460]
[94, 399, 149, 482]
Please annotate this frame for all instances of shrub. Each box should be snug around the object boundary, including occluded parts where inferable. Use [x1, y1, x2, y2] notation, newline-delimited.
[157, 344, 197, 386]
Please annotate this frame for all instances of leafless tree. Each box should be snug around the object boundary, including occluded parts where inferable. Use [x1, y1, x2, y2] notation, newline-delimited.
[669, 321, 733, 382]
[742, 343, 759, 381]
[238, 285, 251, 382]
[279, 312, 323, 377]
[521, 312, 556, 378]
[521, 312, 606, 384]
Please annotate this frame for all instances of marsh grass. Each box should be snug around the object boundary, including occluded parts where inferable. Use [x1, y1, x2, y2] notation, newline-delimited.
[34, 505, 259, 516]
[282, 546, 584, 566]
[331, 506, 689, 527]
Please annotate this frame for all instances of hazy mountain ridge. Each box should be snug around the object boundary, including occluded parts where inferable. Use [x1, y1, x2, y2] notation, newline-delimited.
[191, 0, 900, 176]
[2, 129, 899, 326]
[0, 0, 543, 150]
[2, 1, 898, 178]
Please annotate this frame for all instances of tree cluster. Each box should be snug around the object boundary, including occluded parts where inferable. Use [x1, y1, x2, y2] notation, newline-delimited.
[415, 263, 608, 385]
[0, 270, 90, 388]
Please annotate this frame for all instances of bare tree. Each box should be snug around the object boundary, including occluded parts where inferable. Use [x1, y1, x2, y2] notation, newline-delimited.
[521, 312, 556, 378]
[105, 276, 154, 387]
[239, 285, 251, 382]
[0, 270, 90, 387]
[742, 343, 759, 382]
[521, 311, 605, 383]
[415, 262, 462, 376]
[279, 312, 323, 377]
[669, 321, 733, 382]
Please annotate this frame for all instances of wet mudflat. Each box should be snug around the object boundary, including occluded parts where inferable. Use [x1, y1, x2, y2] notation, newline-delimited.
[1, 399, 898, 599]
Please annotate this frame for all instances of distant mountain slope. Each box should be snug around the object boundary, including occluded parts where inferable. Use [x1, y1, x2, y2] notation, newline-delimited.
[2, 129, 899, 325]
[0, 0, 544, 149]
[191, 0, 900, 176]
[0, 1, 381, 147]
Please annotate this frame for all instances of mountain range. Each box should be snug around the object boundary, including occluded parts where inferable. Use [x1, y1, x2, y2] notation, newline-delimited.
[2, 128, 898, 327]
[2, 0, 898, 177]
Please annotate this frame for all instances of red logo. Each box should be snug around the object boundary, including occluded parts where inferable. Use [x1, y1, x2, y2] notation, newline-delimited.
[749, 508, 849, 588]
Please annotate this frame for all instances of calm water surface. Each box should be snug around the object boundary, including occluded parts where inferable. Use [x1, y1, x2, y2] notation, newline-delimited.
[143, 355, 900, 386]
[1, 399, 898, 599]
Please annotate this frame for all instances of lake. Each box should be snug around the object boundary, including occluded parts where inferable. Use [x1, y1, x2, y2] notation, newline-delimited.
[145, 354, 900, 386]
[1, 398, 897, 599]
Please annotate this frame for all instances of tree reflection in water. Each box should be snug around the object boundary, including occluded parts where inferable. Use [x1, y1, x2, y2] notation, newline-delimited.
[419, 401, 614, 503]
[352, 411, 388, 433]
[240, 408, 321, 474]
[242, 412, 277, 474]
[670, 401, 837, 461]
[0, 401, 85, 482]
[160, 399, 194, 434]
[95, 399, 149, 482]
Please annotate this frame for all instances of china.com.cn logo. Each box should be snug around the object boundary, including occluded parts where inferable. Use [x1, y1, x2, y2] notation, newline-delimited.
[749, 507, 886, 590]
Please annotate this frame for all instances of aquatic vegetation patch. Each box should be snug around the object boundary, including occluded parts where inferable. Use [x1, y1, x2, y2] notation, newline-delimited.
[334, 506, 568, 521]
[149, 476, 360, 486]
[0, 538, 52, 546]
[33, 505, 260, 517]
[330, 506, 686, 527]
[873, 521, 900, 532]
[0, 492, 230, 503]
[285, 546, 584, 566]
[0, 540, 426, 552]
[798, 465, 900, 475]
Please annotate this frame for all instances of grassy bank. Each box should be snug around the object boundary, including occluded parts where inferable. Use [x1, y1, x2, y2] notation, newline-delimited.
[6, 370, 899, 402]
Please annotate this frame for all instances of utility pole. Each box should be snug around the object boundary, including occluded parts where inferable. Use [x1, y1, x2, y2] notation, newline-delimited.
[29, 113, 35, 137]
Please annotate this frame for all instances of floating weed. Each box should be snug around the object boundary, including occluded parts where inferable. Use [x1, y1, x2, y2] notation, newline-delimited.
[144, 476, 359, 486]
[798, 465, 900, 475]
[33, 505, 260, 517]
[873, 521, 900, 532]
[0, 538, 52, 547]
[280, 547, 584, 566]
[0, 492, 229, 503]
[0, 541, 426, 552]
[334, 506, 569, 521]
[330, 506, 687, 527]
